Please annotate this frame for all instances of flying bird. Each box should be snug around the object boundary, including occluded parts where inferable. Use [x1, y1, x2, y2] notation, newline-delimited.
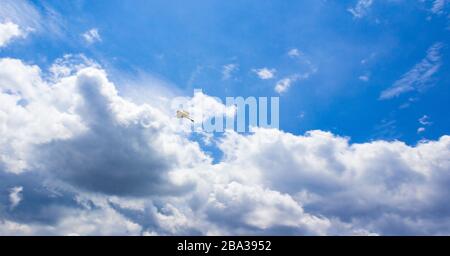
[176, 110, 194, 122]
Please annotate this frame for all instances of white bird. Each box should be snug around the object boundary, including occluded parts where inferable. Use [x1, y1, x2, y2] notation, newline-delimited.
[176, 110, 194, 122]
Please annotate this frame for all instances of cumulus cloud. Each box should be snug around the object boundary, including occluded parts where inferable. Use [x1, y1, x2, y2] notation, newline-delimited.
[0, 56, 207, 196]
[82, 28, 101, 44]
[0, 58, 85, 173]
[1, 56, 450, 235]
[34, 68, 197, 196]
[0, 22, 24, 47]
[213, 129, 450, 235]
[380, 42, 443, 100]
[348, 0, 373, 19]
[99, 128, 450, 235]
[203, 182, 331, 235]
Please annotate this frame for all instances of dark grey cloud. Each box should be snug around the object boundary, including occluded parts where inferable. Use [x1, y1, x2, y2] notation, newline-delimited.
[0, 171, 81, 225]
[33, 69, 195, 197]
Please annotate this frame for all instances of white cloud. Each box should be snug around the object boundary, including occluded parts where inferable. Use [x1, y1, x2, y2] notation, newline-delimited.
[288, 48, 301, 57]
[274, 73, 312, 94]
[359, 75, 370, 82]
[222, 64, 237, 80]
[0, 56, 208, 197]
[0, 22, 24, 47]
[348, 0, 373, 19]
[181, 90, 236, 124]
[212, 128, 450, 234]
[380, 42, 443, 100]
[417, 115, 432, 134]
[278, 49, 317, 93]
[253, 68, 276, 80]
[9, 186, 23, 209]
[0, 58, 86, 173]
[275, 78, 294, 93]
[82, 28, 101, 44]
[204, 182, 331, 234]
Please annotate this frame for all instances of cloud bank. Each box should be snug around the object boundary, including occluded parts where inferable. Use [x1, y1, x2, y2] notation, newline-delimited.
[1, 56, 450, 235]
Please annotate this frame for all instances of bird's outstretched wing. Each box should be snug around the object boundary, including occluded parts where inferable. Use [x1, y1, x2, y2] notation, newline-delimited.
[176, 110, 194, 122]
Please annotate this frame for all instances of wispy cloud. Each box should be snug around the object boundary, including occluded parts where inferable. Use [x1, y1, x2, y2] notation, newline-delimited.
[222, 63, 238, 80]
[348, 0, 373, 19]
[431, 0, 447, 15]
[372, 119, 402, 140]
[274, 73, 312, 94]
[0, 0, 41, 30]
[380, 42, 443, 100]
[417, 127, 426, 133]
[359, 75, 370, 82]
[361, 52, 377, 65]
[417, 115, 432, 133]
[419, 115, 432, 126]
[0, 0, 64, 38]
[253, 68, 276, 80]
[82, 28, 101, 44]
[275, 77, 294, 94]
[276, 49, 318, 94]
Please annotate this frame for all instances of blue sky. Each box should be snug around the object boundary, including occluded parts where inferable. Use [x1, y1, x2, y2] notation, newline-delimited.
[0, 0, 450, 235]
[3, 0, 448, 144]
